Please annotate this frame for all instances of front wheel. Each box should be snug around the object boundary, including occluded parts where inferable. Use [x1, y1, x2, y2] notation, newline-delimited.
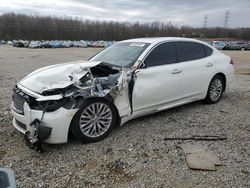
[70, 98, 117, 142]
[204, 75, 224, 104]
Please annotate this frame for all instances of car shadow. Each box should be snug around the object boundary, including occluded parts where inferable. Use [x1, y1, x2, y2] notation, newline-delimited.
[40, 98, 226, 153]
[119, 100, 204, 130]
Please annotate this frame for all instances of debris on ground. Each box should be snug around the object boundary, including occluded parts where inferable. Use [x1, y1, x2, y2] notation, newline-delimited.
[177, 144, 222, 171]
[164, 135, 227, 141]
[1, 48, 249, 187]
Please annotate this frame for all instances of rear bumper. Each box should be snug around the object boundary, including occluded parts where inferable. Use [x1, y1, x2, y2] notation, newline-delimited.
[11, 102, 77, 144]
[226, 65, 235, 86]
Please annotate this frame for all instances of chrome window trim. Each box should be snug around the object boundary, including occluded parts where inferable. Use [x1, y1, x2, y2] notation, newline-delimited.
[137, 40, 215, 69]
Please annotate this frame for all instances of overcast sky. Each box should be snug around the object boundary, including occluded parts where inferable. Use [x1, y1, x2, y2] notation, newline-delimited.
[0, 0, 249, 27]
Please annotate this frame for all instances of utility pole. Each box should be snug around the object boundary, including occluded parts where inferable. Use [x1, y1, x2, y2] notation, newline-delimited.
[203, 15, 208, 28]
[224, 10, 230, 28]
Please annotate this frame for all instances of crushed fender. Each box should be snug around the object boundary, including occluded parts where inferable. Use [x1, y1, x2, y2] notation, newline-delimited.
[36, 63, 133, 116]
[23, 63, 134, 152]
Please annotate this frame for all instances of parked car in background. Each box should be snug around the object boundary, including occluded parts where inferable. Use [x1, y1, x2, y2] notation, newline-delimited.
[11, 37, 234, 151]
[29, 41, 40, 48]
[72, 41, 79, 47]
[78, 40, 88, 48]
[72, 40, 87, 47]
[7, 39, 115, 49]
[225, 41, 246, 50]
[51, 40, 60, 48]
[61, 41, 71, 48]
[208, 41, 226, 50]
[13, 40, 25, 47]
[40, 41, 52, 48]
[7, 41, 13, 45]
[1, 40, 6, 44]
[23, 41, 30, 48]
[243, 43, 250, 50]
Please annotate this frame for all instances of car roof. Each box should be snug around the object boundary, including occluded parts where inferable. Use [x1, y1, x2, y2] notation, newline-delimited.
[121, 37, 206, 45]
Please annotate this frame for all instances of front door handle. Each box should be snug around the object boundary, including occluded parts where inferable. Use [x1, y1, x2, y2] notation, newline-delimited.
[171, 69, 182, 74]
[206, 62, 214, 67]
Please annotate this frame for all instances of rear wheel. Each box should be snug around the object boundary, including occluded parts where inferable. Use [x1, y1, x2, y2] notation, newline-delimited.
[204, 75, 224, 104]
[70, 98, 117, 142]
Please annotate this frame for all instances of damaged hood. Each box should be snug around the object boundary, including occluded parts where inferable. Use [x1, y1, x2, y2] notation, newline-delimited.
[19, 60, 101, 94]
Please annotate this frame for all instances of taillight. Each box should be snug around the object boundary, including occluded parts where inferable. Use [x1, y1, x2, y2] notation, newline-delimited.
[230, 59, 234, 65]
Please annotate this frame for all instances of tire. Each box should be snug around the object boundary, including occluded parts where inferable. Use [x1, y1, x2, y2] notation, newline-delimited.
[204, 75, 225, 104]
[70, 97, 117, 143]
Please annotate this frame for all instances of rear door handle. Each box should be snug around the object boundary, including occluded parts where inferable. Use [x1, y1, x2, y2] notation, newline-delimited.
[171, 69, 182, 74]
[206, 62, 214, 67]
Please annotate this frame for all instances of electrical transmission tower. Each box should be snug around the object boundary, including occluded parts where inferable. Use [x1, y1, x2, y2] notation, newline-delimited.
[224, 10, 230, 28]
[203, 15, 208, 28]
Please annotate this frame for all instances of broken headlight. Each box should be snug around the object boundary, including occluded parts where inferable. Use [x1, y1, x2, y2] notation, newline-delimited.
[42, 85, 77, 96]
[42, 100, 66, 112]
[29, 99, 66, 112]
[39, 99, 66, 112]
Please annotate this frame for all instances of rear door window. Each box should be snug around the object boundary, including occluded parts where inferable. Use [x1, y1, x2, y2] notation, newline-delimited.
[176, 42, 206, 62]
[203, 45, 213, 56]
[144, 42, 176, 67]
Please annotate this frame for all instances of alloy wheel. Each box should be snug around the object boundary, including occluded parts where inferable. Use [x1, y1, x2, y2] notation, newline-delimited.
[79, 102, 113, 138]
[209, 79, 223, 102]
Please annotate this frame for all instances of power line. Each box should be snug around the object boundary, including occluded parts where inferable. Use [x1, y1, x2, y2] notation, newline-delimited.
[203, 15, 208, 28]
[224, 10, 230, 28]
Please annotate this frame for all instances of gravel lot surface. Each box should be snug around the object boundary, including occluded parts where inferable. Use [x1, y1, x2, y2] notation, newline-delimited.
[0, 46, 249, 187]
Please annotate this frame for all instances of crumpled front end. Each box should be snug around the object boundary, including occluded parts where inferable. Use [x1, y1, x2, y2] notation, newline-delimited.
[11, 61, 134, 151]
[11, 91, 78, 144]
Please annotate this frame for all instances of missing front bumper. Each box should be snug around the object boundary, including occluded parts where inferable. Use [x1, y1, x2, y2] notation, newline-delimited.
[24, 119, 52, 152]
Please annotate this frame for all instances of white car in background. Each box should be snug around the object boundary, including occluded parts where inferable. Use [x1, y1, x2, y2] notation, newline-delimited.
[7, 40, 13, 45]
[29, 41, 40, 48]
[208, 41, 226, 50]
[11, 37, 234, 151]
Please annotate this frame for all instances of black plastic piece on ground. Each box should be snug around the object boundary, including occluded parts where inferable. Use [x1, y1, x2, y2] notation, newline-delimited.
[163, 135, 227, 141]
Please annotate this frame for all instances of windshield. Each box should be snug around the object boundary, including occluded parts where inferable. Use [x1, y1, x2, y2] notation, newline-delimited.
[90, 42, 150, 67]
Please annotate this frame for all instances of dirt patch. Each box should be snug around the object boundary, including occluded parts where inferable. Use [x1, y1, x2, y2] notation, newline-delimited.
[106, 159, 136, 183]
[0, 149, 7, 160]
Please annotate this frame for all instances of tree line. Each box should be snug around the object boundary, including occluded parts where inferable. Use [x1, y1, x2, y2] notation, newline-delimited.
[0, 13, 249, 41]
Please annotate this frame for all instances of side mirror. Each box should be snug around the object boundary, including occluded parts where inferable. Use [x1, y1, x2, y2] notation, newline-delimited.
[134, 61, 146, 74]
[139, 62, 146, 69]
[134, 69, 140, 74]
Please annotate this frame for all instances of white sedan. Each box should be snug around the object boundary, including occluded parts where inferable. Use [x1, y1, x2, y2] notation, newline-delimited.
[11, 37, 234, 150]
